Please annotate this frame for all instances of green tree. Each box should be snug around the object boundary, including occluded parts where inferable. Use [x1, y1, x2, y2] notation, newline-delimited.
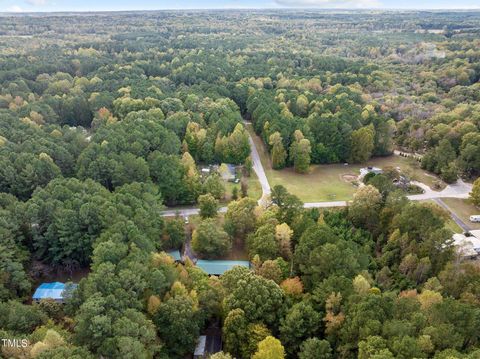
[299, 338, 333, 359]
[358, 336, 394, 359]
[350, 125, 375, 163]
[154, 295, 202, 358]
[198, 193, 219, 219]
[348, 185, 382, 231]
[202, 174, 226, 199]
[0, 301, 47, 333]
[294, 139, 312, 173]
[164, 218, 185, 249]
[270, 185, 304, 225]
[192, 218, 231, 258]
[223, 271, 284, 326]
[269, 132, 287, 170]
[280, 302, 322, 355]
[223, 308, 248, 358]
[247, 223, 280, 261]
[224, 197, 257, 240]
[470, 177, 480, 207]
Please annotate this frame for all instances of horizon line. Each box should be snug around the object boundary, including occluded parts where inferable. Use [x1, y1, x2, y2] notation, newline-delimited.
[2, 7, 480, 14]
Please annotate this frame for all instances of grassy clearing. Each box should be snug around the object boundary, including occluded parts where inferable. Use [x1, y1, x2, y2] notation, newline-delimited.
[224, 171, 262, 202]
[246, 124, 445, 202]
[442, 198, 480, 230]
[445, 219, 464, 233]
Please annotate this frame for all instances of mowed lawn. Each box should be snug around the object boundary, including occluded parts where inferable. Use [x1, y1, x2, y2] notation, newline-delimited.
[246, 123, 445, 202]
[224, 171, 262, 202]
[442, 198, 480, 230]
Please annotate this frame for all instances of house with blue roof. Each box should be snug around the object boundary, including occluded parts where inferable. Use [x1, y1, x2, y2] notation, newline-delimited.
[32, 282, 77, 303]
[196, 260, 250, 276]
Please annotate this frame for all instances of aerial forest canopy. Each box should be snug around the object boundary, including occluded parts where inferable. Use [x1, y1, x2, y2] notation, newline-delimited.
[0, 9, 480, 359]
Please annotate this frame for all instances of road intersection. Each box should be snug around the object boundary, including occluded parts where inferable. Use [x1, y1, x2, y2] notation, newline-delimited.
[162, 125, 473, 227]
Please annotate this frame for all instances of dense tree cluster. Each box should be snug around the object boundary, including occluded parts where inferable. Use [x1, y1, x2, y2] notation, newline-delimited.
[1, 9, 480, 359]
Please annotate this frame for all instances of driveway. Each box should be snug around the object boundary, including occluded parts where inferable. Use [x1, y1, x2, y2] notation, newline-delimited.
[407, 179, 472, 201]
[161, 121, 473, 217]
[244, 120, 271, 204]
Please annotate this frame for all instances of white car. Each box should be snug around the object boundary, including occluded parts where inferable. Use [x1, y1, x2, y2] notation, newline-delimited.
[470, 215, 480, 223]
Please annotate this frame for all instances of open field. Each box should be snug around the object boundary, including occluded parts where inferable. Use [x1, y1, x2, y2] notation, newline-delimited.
[246, 124, 445, 202]
[442, 198, 480, 230]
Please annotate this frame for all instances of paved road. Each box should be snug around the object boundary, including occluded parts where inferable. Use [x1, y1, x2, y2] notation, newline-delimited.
[161, 122, 473, 217]
[407, 179, 472, 201]
[304, 201, 348, 208]
[433, 198, 471, 232]
[162, 181, 473, 217]
[243, 120, 271, 204]
[162, 206, 227, 217]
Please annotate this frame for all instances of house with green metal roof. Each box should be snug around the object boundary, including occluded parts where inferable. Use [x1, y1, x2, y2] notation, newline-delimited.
[196, 260, 250, 276]
[166, 249, 182, 262]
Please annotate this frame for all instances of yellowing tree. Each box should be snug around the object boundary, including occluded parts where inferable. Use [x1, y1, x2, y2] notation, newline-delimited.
[275, 223, 293, 259]
[252, 336, 286, 359]
[269, 132, 287, 170]
[418, 290, 443, 310]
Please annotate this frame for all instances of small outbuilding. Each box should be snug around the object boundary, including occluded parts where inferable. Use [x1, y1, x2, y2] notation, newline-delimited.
[32, 282, 77, 303]
[166, 249, 182, 262]
[196, 260, 250, 276]
[193, 326, 222, 358]
[194, 335, 207, 358]
[359, 166, 383, 179]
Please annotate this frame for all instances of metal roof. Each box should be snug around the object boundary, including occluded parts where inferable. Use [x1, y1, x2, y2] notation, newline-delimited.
[167, 250, 182, 261]
[196, 260, 250, 275]
[32, 282, 77, 301]
[194, 335, 207, 356]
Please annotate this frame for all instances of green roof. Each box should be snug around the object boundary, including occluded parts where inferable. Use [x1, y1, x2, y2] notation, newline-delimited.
[196, 260, 250, 275]
[167, 250, 182, 261]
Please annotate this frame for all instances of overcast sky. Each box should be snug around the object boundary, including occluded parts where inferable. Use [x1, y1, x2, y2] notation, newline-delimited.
[2, 0, 480, 13]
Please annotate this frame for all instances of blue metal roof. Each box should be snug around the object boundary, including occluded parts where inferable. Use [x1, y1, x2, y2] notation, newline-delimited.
[167, 249, 182, 261]
[196, 260, 250, 275]
[32, 282, 77, 301]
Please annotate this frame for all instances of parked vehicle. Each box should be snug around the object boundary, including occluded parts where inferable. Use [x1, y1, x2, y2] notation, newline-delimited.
[470, 215, 480, 223]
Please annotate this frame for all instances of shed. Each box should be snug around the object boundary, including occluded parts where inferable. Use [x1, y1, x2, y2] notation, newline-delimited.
[32, 282, 77, 303]
[193, 329, 222, 358]
[196, 260, 250, 276]
[167, 249, 182, 262]
[194, 335, 207, 358]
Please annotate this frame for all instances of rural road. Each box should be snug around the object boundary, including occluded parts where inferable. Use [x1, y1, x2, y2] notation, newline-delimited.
[162, 180, 473, 217]
[162, 122, 473, 218]
[433, 198, 471, 232]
